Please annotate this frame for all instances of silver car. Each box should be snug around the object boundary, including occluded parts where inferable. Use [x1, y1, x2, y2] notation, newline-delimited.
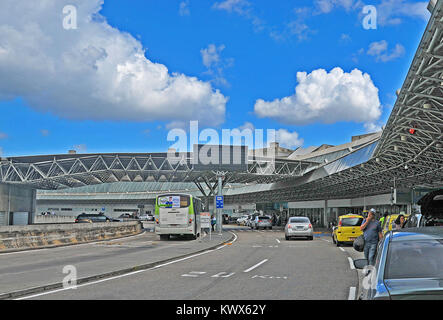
[285, 216, 313, 240]
[251, 216, 272, 230]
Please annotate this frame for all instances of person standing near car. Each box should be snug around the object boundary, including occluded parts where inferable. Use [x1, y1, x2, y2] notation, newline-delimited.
[360, 208, 383, 266]
[394, 214, 406, 230]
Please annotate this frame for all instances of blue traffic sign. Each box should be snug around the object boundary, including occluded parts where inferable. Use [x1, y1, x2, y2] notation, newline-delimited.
[216, 196, 224, 209]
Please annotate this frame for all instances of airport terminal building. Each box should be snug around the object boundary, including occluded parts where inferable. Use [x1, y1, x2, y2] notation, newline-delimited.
[1, 0, 442, 227]
[34, 132, 437, 227]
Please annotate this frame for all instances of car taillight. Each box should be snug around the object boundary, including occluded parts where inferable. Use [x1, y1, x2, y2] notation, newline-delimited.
[308, 224, 312, 229]
[155, 218, 159, 224]
[259, 220, 262, 223]
[189, 218, 193, 224]
[75, 219, 78, 223]
[339, 220, 342, 226]
[288, 224, 291, 228]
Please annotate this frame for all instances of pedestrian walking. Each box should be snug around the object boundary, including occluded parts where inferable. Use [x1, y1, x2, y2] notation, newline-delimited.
[360, 208, 383, 266]
[211, 215, 216, 231]
[379, 211, 389, 229]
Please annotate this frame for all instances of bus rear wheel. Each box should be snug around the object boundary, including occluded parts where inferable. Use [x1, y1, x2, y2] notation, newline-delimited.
[160, 234, 169, 241]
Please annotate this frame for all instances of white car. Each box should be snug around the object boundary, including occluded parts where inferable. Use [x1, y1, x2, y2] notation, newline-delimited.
[236, 215, 249, 225]
[285, 216, 313, 240]
[139, 214, 154, 221]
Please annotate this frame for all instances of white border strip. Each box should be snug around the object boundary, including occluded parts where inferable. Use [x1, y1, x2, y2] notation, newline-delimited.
[348, 286, 356, 300]
[348, 257, 355, 270]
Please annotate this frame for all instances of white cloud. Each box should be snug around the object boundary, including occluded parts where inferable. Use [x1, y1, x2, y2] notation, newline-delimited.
[364, 122, 383, 133]
[367, 40, 405, 62]
[0, 132, 7, 139]
[0, 0, 227, 126]
[179, 1, 190, 16]
[200, 44, 233, 86]
[315, 0, 363, 14]
[212, 0, 265, 32]
[314, 0, 429, 26]
[213, 0, 251, 15]
[238, 121, 255, 131]
[377, 0, 429, 26]
[254, 67, 382, 126]
[276, 129, 304, 149]
[73, 144, 87, 153]
[165, 121, 188, 131]
[40, 129, 50, 137]
[0, 147, 3, 157]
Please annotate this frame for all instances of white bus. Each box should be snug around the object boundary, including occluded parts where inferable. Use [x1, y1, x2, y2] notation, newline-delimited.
[154, 193, 202, 240]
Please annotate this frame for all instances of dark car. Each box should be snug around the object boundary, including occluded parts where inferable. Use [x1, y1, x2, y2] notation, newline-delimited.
[75, 213, 114, 223]
[354, 227, 443, 300]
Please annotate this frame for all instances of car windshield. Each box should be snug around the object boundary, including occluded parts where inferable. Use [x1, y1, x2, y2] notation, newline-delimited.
[258, 216, 269, 220]
[385, 239, 443, 279]
[341, 217, 363, 226]
[289, 217, 310, 223]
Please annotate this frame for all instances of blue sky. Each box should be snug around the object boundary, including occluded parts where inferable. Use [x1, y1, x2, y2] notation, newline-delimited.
[0, 0, 430, 156]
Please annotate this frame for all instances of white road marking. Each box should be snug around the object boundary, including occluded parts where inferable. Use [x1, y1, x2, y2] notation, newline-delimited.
[348, 287, 356, 300]
[348, 257, 355, 270]
[243, 259, 268, 273]
[181, 271, 206, 277]
[339, 247, 345, 252]
[276, 239, 281, 243]
[252, 275, 288, 280]
[211, 272, 235, 278]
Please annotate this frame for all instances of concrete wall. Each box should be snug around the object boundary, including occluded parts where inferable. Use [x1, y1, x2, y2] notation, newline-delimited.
[0, 221, 142, 252]
[36, 203, 155, 218]
[0, 183, 36, 226]
[33, 215, 75, 224]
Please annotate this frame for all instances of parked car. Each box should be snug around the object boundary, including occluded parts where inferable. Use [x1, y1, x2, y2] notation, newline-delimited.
[332, 214, 364, 246]
[75, 213, 114, 223]
[245, 215, 255, 227]
[117, 213, 139, 222]
[236, 215, 249, 225]
[251, 215, 272, 230]
[285, 216, 313, 240]
[354, 227, 443, 300]
[139, 214, 154, 221]
[382, 213, 410, 235]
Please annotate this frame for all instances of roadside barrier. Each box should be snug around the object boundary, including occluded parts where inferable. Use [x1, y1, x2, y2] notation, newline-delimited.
[0, 221, 143, 252]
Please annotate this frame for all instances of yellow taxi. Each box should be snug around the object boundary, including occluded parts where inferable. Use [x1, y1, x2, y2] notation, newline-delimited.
[382, 213, 410, 235]
[332, 214, 364, 247]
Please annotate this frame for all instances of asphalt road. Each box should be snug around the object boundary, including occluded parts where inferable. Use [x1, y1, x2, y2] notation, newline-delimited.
[13, 227, 363, 300]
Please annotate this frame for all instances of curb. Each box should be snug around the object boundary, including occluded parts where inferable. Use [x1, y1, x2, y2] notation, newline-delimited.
[0, 232, 235, 300]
